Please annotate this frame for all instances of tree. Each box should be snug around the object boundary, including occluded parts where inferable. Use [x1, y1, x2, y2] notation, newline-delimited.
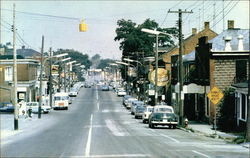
[97, 58, 115, 69]
[91, 54, 101, 69]
[54, 49, 92, 69]
[114, 18, 178, 57]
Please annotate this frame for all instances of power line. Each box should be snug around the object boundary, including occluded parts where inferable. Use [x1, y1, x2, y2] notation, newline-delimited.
[160, 0, 184, 27]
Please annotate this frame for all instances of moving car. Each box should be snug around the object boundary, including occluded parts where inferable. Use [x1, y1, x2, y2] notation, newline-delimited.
[69, 89, 78, 97]
[142, 106, 154, 123]
[0, 102, 14, 113]
[148, 105, 178, 129]
[53, 92, 70, 110]
[26, 102, 51, 114]
[101, 85, 109, 91]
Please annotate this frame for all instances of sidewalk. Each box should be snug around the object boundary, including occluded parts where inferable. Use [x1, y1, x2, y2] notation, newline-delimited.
[0, 112, 53, 145]
[179, 121, 250, 148]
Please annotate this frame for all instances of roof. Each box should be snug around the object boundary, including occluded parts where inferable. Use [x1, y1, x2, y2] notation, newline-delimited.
[210, 29, 249, 51]
[16, 48, 40, 58]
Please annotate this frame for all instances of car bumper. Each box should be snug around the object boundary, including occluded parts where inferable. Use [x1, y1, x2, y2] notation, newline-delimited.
[151, 120, 178, 125]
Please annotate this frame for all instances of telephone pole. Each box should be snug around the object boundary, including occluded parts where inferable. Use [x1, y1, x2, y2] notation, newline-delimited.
[13, 3, 18, 130]
[49, 47, 53, 108]
[38, 35, 44, 119]
[168, 9, 193, 126]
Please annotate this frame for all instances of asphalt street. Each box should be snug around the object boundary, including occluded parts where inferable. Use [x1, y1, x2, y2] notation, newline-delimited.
[1, 86, 249, 158]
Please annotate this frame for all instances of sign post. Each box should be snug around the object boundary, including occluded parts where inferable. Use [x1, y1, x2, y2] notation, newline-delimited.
[207, 86, 224, 135]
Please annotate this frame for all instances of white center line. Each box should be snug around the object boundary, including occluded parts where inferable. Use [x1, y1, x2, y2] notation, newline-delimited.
[192, 150, 210, 158]
[97, 102, 100, 111]
[160, 134, 180, 143]
[96, 89, 99, 100]
[85, 114, 93, 157]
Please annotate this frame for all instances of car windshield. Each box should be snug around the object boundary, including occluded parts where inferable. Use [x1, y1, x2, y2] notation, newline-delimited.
[55, 96, 69, 101]
[155, 107, 173, 113]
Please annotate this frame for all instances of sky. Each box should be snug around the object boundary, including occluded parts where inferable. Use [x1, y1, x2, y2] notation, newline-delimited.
[1, 0, 249, 60]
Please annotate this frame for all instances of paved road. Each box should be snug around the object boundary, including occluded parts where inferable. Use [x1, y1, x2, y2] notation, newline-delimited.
[1, 86, 249, 158]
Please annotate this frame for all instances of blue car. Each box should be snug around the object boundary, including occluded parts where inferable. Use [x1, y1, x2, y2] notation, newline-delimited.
[0, 102, 14, 113]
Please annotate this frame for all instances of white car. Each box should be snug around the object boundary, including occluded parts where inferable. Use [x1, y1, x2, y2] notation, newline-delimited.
[142, 106, 154, 123]
[117, 90, 127, 97]
[27, 102, 51, 114]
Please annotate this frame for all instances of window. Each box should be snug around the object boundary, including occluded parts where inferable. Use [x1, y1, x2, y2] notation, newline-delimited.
[236, 60, 247, 82]
[4, 66, 13, 81]
[240, 94, 247, 121]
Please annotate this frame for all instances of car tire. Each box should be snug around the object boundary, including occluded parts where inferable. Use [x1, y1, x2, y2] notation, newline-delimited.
[65, 107, 68, 110]
[135, 116, 137, 119]
[173, 125, 177, 129]
[142, 120, 146, 123]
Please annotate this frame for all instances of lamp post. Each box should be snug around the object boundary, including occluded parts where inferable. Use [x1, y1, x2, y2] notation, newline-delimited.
[66, 61, 77, 89]
[39, 52, 68, 118]
[60, 57, 71, 92]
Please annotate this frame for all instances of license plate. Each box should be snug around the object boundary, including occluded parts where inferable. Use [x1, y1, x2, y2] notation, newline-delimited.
[59, 103, 64, 106]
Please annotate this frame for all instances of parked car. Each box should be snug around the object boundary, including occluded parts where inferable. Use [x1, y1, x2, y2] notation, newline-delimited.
[26, 102, 51, 114]
[0, 102, 14, 113]
[101, 85, 109, 91]
[125, 97, 137, 109]
[117, 89, 127, 97]
[131, 101, 144, 115]
[134, 106, 145, 119]
[148, 105, 178, 129]
[123, 95, 132, 106]
[142, 106, 154, 123]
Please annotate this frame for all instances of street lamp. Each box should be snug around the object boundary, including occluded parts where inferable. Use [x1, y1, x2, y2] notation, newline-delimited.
[141, 28, 167, 105]
[39, 52, 68, 118]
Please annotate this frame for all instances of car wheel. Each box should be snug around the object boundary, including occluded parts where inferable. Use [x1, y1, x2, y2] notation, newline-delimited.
[135, 116, 137, 119]
[173, 125, 177, 129]
[142, 120, 146, 123]
[151, 124, 155, 128]
[65, 107, 68, 110]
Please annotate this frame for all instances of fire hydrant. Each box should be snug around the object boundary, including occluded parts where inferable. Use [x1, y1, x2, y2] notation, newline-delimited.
[184, 118, 188, 128]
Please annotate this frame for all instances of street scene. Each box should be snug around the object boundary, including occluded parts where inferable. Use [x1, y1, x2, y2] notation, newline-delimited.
[0, 0, 250, 158]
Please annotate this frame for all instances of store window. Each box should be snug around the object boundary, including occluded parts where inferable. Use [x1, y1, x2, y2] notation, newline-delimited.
[4, 66, 13, 81]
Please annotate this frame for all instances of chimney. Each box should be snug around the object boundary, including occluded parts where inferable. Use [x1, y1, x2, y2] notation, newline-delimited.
[192, 28, 197, 35]
[204, 22, 209, 29]
[224, 36, 232, 51]
[237, 35, 244, 51]
[228, 20, 234, 29]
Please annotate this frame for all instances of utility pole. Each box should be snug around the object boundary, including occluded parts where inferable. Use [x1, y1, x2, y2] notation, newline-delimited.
[247, 50, 250, 141]
[155, 35, 158, 106]
[49, 47, 53, 108]
[168, 9, 193, 127]
[38, 35, 44, 119]
[13, 3, 18, 130]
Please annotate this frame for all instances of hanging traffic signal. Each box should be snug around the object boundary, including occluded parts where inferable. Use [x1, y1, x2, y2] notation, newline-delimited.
[79, 20, 88, 32]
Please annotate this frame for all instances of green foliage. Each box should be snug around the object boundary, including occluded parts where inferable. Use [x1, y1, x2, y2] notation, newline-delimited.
[114, 18, 178, 57]
[97, 59, 115, 69]
[217, 88, 237, 132]
[54, 49, 91, 69]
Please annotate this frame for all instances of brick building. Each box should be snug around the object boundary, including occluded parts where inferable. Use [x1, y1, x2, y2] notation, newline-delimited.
[180, 20, 249, 124]
[0, 59, 39, 103]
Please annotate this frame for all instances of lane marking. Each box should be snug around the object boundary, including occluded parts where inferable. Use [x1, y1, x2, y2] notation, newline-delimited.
[192, 150, 210, 158]
[97, 102, 99, 111]
[96, 90, 99, 100]
[160, 134, 180, 143]
[85, 114, 93, 157]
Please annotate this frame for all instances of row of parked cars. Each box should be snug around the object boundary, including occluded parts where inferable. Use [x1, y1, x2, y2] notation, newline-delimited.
[122, 95, 178, 129]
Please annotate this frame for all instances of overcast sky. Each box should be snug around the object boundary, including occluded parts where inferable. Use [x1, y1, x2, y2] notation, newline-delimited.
[1, 0, 249, 59]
